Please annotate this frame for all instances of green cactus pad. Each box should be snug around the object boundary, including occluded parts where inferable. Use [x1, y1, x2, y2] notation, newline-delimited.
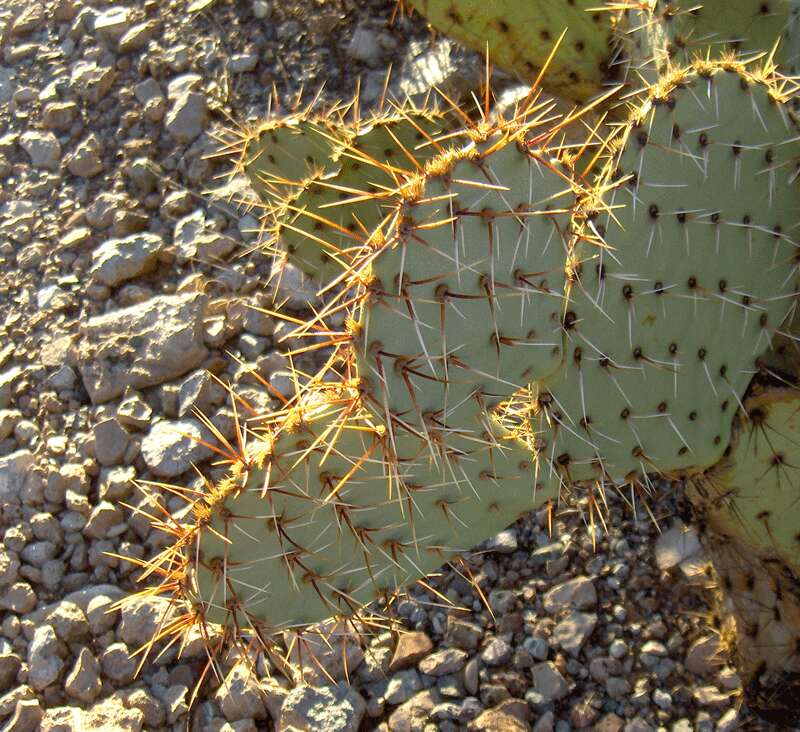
[519, 62, 800, 486]
[407, 0, 620, 101]
[619, 0, 797, 81]
[190, 130, 584, 631]
[687, 386, 800, 724]
[277, 110, 454, 284]
[191, 387, 558, 630]
[243, 115, 347, 201]
[356, 138, 577, 436]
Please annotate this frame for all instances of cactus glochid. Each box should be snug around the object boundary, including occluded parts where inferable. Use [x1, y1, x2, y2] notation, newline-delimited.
[124, 2, 800, 724]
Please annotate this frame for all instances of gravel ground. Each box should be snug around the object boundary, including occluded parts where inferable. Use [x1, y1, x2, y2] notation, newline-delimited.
[0, 0, 778, 730]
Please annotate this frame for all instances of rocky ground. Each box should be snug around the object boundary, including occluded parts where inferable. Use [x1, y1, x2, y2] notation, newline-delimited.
[0, 0, 775, 730]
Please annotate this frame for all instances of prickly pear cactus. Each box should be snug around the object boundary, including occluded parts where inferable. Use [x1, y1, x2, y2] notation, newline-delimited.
[168, 120, 588, 636]
[128, 8, 800, 717]
[406, 0, 622, 101]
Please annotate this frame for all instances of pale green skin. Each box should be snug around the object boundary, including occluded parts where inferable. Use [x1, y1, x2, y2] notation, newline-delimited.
[523, 68, 800, 486]
[191, 67, 800, 643]
[243, 117, 344, 200]
[276, 113, 455, 285]
[409, 0, 618, 101]
[621, 0, 798, 81]
[195, 138, 572, 629]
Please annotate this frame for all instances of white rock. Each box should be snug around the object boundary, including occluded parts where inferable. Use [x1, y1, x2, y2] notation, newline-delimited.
[165, 91, 207, 143]
[20, 131, 61, 171]
[90, 232, 164, 287]
[78, 293, 208, 403]
[140, 418, 214, 477]
[655, 522, 703, 570]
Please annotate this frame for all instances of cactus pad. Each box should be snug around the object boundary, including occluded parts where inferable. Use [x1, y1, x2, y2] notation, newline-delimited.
[518, 61, 800, 486]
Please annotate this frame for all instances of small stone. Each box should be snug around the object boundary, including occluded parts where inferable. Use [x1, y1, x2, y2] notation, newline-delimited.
[0, 582, 36, 613]
[141, 418, 214, 477]
[46, 600, 89, 642]
[468, 708, 528, 732]
[90, 232, 164, 287]
[123, 688, 165, 728]
[117, 393, 153, 430]
[542, 576, 597, 613]
[347, 23, 384, 66]
[229, 53, 258, 73]
[0, 653, 21, 692]
[98, 465, 136, 502]
[419, 648, 468, 677]
[486, 529, 518, 554]
[552, 612, 597, 656]
[608, 639, 628, 659]
[64, 647, 102, 703]
[28, 625, 64, 691]
[20, 131, 61, 171]
[93, 418, 130, 466]
[384, 670, 423, 705]
[487, 589, 517, 615]
[86, 594, 119, 635]
[652, 688, 672, 710]
[66, 136, 104, 177]
[165, 91, 207, 144]
[253, 0, 270, 18]
[42, 101, 78, 131]
[390, 631, 433, 672]
[387, 689, 440, 732]
[118, 597, 172, 648]
[481, 638, 512, 667]
[595, 713, 625, 732]
[126, 157, 161, 193]
[280, 684, 365, 732]
[463, 657, 479, 696]
[173, 210, 236, 263]
[655, 523, 702, 570]
[159, 684, 188, 724]
[118, 21, 158, 53]
[101, 642, 137, 685]
[5, 698, 43, 732]
[271, 261, 321, 309]
[445, 617, 483, 652]
[70, 61, 115, 103]
[215, 662, 267, 721]
[94, 7, 130, 38]
[530, 662, 569, 702]
[83, 501, 122, 539]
